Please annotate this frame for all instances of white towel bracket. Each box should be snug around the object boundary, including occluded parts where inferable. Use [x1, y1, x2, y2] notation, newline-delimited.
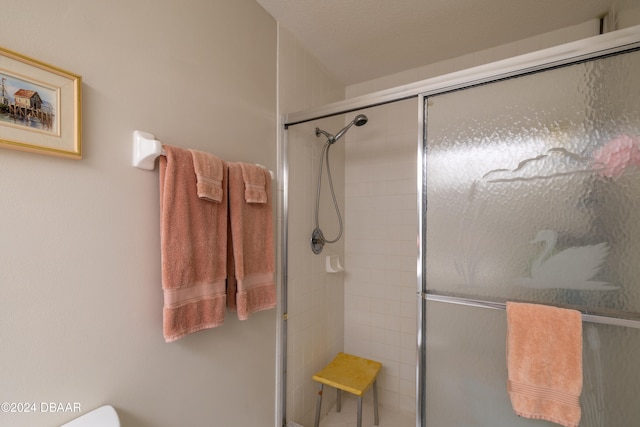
[132, 130, 164, 170]
[131, 130, 274, 178]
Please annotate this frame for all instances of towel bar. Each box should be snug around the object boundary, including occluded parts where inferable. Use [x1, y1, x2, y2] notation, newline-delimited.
[424, 293, 640, 329]
[132, 130, 274, 178]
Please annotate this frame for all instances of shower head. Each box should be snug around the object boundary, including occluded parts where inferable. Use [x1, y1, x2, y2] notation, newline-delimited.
[353, 114, 368, 126]
[332, 114, 368, 143]
[315, 114, 368, 144]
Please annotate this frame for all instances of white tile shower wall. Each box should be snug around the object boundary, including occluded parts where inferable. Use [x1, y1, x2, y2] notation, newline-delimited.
[344, 98, 419, 415]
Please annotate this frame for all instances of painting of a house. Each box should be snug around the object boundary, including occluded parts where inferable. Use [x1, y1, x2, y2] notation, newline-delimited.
[0, 73, 57, 133]
[14, 89, 42, 110]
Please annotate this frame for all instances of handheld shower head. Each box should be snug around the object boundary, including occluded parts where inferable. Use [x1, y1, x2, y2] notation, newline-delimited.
[353, 114, 368, 126]
[314, 114, 369, 143]
[328, 114, 369, 144]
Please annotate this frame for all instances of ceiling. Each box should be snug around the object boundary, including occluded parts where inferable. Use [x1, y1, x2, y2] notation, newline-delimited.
[256, 0, 614, 86]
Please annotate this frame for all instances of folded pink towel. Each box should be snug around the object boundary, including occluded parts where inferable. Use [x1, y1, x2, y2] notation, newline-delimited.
[159, 145, 228, 342]
[239, 162, 267, 203]
[506, 302, 583, 427]
[227, 162, 276, 319]
[189, 149, 224, 202]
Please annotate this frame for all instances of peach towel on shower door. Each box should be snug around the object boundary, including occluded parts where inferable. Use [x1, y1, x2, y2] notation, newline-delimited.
[227, 162, 276, 320]
[506, 302, 583, 427]
[159, 145, 228, 342]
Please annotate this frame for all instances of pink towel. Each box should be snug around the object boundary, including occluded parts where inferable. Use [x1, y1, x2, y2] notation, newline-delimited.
[159, 145, 228, 342]
[189, 149, 224, 202]
[227, 162, 276, 320]
[506, 302, 583, 427]
[239, 162, 268, 203]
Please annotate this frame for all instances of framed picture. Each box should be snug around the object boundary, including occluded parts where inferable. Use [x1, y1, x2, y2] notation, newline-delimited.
[0, 46, 81, 159]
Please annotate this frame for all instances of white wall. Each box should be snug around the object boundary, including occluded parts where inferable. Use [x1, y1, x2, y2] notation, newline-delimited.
[0, 1, 277, 426]
[613, 0, 640, 29]
[346, 20, 602, 97]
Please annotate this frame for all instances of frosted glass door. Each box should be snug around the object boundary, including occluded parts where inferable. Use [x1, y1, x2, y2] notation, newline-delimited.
[424, 48, 640, 426]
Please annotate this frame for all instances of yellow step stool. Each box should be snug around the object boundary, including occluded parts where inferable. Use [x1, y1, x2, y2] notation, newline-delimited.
[312, 352, 382, 427]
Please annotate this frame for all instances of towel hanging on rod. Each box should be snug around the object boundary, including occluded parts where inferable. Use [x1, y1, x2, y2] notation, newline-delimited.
[131, 130, 274, 178]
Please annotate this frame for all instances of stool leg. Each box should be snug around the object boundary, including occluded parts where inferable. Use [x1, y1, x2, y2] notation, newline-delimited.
[314, 383, 324, 427]
[357, 396, 362, 427]
[373, 379, 379, 425]
[336, 389, 342, 412]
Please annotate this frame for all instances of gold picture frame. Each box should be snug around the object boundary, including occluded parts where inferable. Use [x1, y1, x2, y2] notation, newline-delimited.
[0, 46, 81, 159]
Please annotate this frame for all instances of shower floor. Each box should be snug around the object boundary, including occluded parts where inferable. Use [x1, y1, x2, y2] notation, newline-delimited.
[319, 394, 414, 427]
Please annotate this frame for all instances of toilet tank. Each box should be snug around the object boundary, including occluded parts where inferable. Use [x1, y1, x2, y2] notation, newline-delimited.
[60, 405, 120, 427]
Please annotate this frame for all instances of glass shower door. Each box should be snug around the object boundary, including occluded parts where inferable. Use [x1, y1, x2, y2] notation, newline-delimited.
[423, 47, 640, 426]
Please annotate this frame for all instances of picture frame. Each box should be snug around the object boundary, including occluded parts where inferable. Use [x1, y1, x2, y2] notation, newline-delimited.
[0, 46, 81, 159]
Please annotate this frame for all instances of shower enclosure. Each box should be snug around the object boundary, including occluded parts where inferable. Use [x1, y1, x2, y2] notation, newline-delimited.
[279, 26, 640, 427]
